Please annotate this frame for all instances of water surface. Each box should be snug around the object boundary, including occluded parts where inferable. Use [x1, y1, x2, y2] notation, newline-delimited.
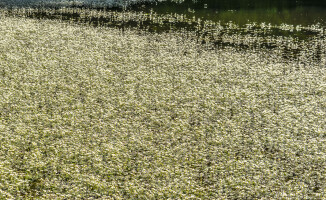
[2, 0, 325, 26]
[1, 0, 325, 62]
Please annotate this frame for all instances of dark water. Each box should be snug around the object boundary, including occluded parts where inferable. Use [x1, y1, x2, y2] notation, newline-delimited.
[2, 0, 325, 26]
[1, 0, 326, 25]
[129, 0, 326, 26]
[1, 0, 325, 62]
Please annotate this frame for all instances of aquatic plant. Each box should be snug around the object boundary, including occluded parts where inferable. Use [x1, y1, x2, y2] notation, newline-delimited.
[0, 7, 325, 199]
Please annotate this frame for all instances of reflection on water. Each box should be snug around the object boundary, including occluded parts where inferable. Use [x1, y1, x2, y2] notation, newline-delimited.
[3, 6, 324, 64]
[1, 0, 325, 26]
[1, 0, 325, 63]
[129, 1, 326, 26]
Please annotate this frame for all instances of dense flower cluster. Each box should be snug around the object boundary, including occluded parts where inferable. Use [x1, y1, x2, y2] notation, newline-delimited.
[0, 8, 325, 199]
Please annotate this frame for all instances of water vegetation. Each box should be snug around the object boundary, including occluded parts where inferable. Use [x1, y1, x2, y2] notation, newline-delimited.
[2, 7, 325, 61]
[0, 4, 325, 199]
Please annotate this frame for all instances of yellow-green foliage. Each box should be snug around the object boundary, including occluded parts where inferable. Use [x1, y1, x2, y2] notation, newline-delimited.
[0, 11, 325, 199]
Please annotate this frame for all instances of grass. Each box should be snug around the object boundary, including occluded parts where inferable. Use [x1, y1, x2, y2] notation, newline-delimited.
[0, 8, 325, 199]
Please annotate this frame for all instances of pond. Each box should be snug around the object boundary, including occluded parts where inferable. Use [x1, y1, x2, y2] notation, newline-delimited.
[1, 0, 325, 62]
[130, 0, 326, 26]
[2, 0, 326, 26]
